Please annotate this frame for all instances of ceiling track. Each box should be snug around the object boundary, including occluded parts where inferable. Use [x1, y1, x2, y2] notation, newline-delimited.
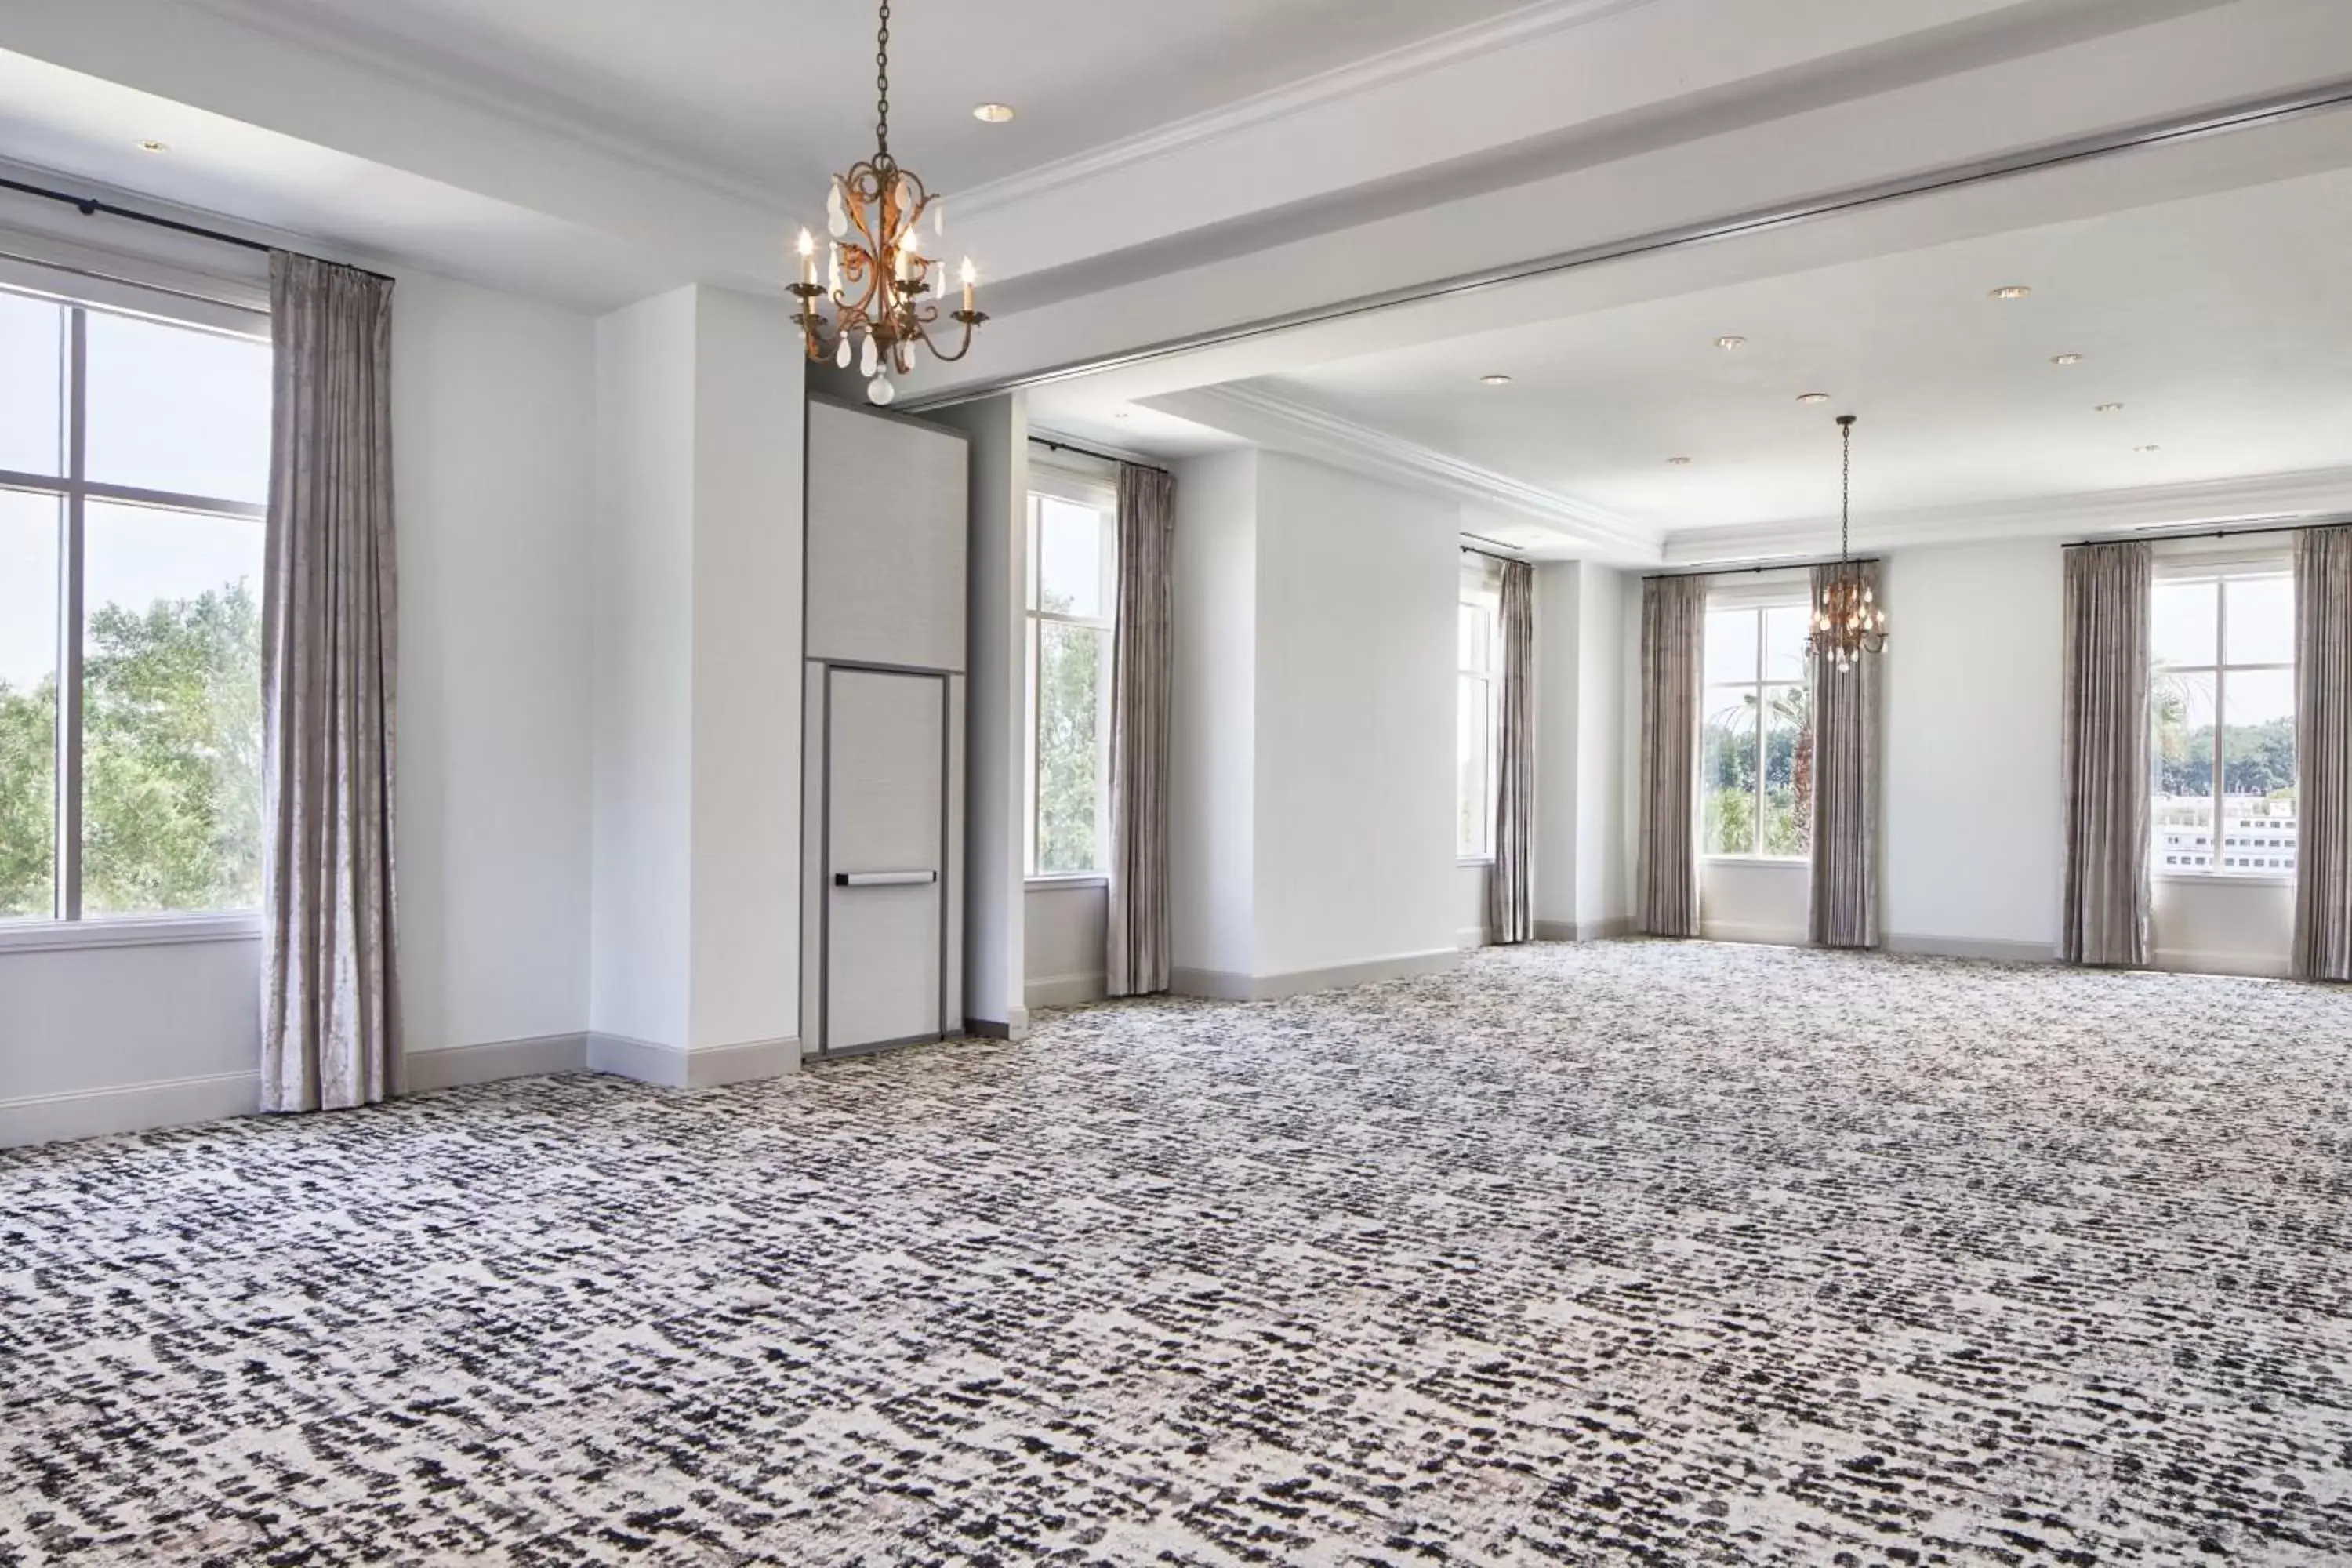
[899, 78, 2352, 412]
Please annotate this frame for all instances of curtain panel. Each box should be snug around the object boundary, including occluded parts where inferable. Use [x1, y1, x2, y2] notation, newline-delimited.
[1487, 559, 1535, 945]
[2059, 540, 2152, 967]
[260, 253, 402, 1112]
[1807, 561, 1882, 949]
[1638, 575, 1707, 937]
[2293, 525, 2352, 980]
[1105, 462, 1176, 996]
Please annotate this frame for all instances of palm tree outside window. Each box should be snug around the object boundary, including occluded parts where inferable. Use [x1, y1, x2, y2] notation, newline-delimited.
[1700, 602, 1813, 859]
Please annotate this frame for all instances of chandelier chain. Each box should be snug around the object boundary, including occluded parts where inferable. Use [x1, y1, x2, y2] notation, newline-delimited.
[875, 0, 891, 155]
[1840, 416, 1853, 561]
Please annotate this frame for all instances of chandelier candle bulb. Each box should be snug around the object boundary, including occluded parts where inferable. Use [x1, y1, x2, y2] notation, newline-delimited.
[961, 258, 976, 314]
[797, 229, 818, 289]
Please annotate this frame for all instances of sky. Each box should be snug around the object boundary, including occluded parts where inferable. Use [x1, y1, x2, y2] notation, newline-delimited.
[0, 289, 267, 691]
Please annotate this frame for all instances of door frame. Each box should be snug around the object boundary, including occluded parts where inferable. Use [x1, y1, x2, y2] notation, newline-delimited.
[812, 659, 959, 1058]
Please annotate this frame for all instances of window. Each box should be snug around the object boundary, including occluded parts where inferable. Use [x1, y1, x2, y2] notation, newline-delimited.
[0, 281, 269, 925]
[1025, 472, 1117, 877]
[1700, 601, 1813, 859]
[2151, 565, 2295, 877]
[1456, 582, 1499, 860]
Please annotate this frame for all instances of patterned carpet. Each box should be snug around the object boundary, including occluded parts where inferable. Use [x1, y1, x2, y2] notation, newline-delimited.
[5, 941, 2351, 1566]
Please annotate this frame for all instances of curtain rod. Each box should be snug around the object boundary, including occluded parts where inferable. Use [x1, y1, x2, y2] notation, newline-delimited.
[1027, 434, 1168, 474]
[0, 173, 394, 284]
[2063, 519, 2346, 550]
[1459, 541, 1526, 565]
[1644, 554, 1881, 582]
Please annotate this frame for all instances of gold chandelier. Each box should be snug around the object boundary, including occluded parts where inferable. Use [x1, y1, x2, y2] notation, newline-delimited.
[1807, 413, 1886, 670]
[789, 0, 984, 406]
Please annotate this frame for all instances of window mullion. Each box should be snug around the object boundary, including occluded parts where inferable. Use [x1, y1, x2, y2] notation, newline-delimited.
[56, 306, 86, 922]
[2213, 586, 2228, 871]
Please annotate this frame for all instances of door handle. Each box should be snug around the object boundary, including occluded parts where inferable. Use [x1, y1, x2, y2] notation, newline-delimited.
[834, 870, 938, 887]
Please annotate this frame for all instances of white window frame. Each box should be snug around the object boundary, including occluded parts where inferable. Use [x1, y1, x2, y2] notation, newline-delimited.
[1700, 586, 1811, 864]
[2151, 554, 2296, 885]
[1457, 569, 1501, 864]
[0, 265, 270, 949]
[1023, 466, 1118, 884]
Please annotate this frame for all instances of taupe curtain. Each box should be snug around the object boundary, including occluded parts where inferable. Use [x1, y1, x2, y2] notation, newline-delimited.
[1105, 462, 1174, 996]
[1488, 559, 1534, 944]
[2292, 525, 2352, 980]
[260, 253, 401, 1111]
[1808, 562, 1882, 949]
[2059, 540, 2151, 967]
[1638, 575, 1707, 936]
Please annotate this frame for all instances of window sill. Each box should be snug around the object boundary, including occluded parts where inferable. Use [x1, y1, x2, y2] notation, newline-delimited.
[1457, 856, 1495, 869]
[2154, 871, 2296, 887]
[1026, 873, 1109, 891]
[0, 911, 263, 955]
[1703, 855, 1810, 869]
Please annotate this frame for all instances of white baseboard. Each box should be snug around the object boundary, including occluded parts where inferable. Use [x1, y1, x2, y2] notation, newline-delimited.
[1455, 925, 1490, 951]
[405, 1032, 590, 1091]
[1697, 922, 1809, 948]
[0, 1070, 258, 1150]
[1171, 946, 1461, 1002]
[2152, 948, 2292, 979]
[1534, 916, 1637, 943]
[586, 1033, 800, 1089]
[1025, 971, 1107, 1010]
[1882, 933, 2056, 964]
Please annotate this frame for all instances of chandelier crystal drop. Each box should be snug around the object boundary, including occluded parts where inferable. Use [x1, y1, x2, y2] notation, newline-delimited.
[788, 0, 985, 405]
[1806, 414, 1888, 671]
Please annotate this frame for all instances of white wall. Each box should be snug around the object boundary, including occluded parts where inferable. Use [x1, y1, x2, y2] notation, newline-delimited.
[1531, 560, 1636, 940]
[1533, 563, 1581, 936]
[1455, 863, 1490, 948]
[399, 272, 597, 1057]
[926, 394, 1030, 1031]
[1574, 565, 1631, 927]
[2, 266, 602, 1144]
[1170, 450, 1261, 979]
[589, 289, 696, 1049]
[1025, 881, 1107, 1007]
[1675, 535, 2294, 975]
[589, 284, 805, 1061]
[1167, 452, 1458, 993]
[1881, 539, 2065, 956]
[683, 288, 804, 1051]
[1251, 455, 1460, 979]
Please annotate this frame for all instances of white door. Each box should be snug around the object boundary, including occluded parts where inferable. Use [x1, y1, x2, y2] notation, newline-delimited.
[823, 667, 947, 1054]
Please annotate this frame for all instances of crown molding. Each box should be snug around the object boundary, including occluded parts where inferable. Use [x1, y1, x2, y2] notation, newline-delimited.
[177, 0, 795, 212]
[1153, 383, 1658, 558]
[951, 0, 1664, 221]
[1661, 464, 2352, 566]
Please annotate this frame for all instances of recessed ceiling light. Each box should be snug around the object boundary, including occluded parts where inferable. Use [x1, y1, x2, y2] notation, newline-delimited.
[2051, 353, 2085, 366]
[971, 103, 1016, 124]
[1990, 285, 2032, 301]
[1112, 411, 1131, 419]
[2094, 402, 2125, 414]
[1797, 392, 1831, 405]
[136, 139, 169, 153]
[1479, 373, 1512, 386]
[1714, 336, 1747, 350]
[1668, 456, 1693, 466]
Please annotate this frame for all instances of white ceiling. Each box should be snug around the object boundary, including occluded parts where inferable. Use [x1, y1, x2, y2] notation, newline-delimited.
[198, 0, 1537, 199]
[1243, 160, 2352, 539]
[2, 0, 2350, 559]
[0, 48, 675, 307]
